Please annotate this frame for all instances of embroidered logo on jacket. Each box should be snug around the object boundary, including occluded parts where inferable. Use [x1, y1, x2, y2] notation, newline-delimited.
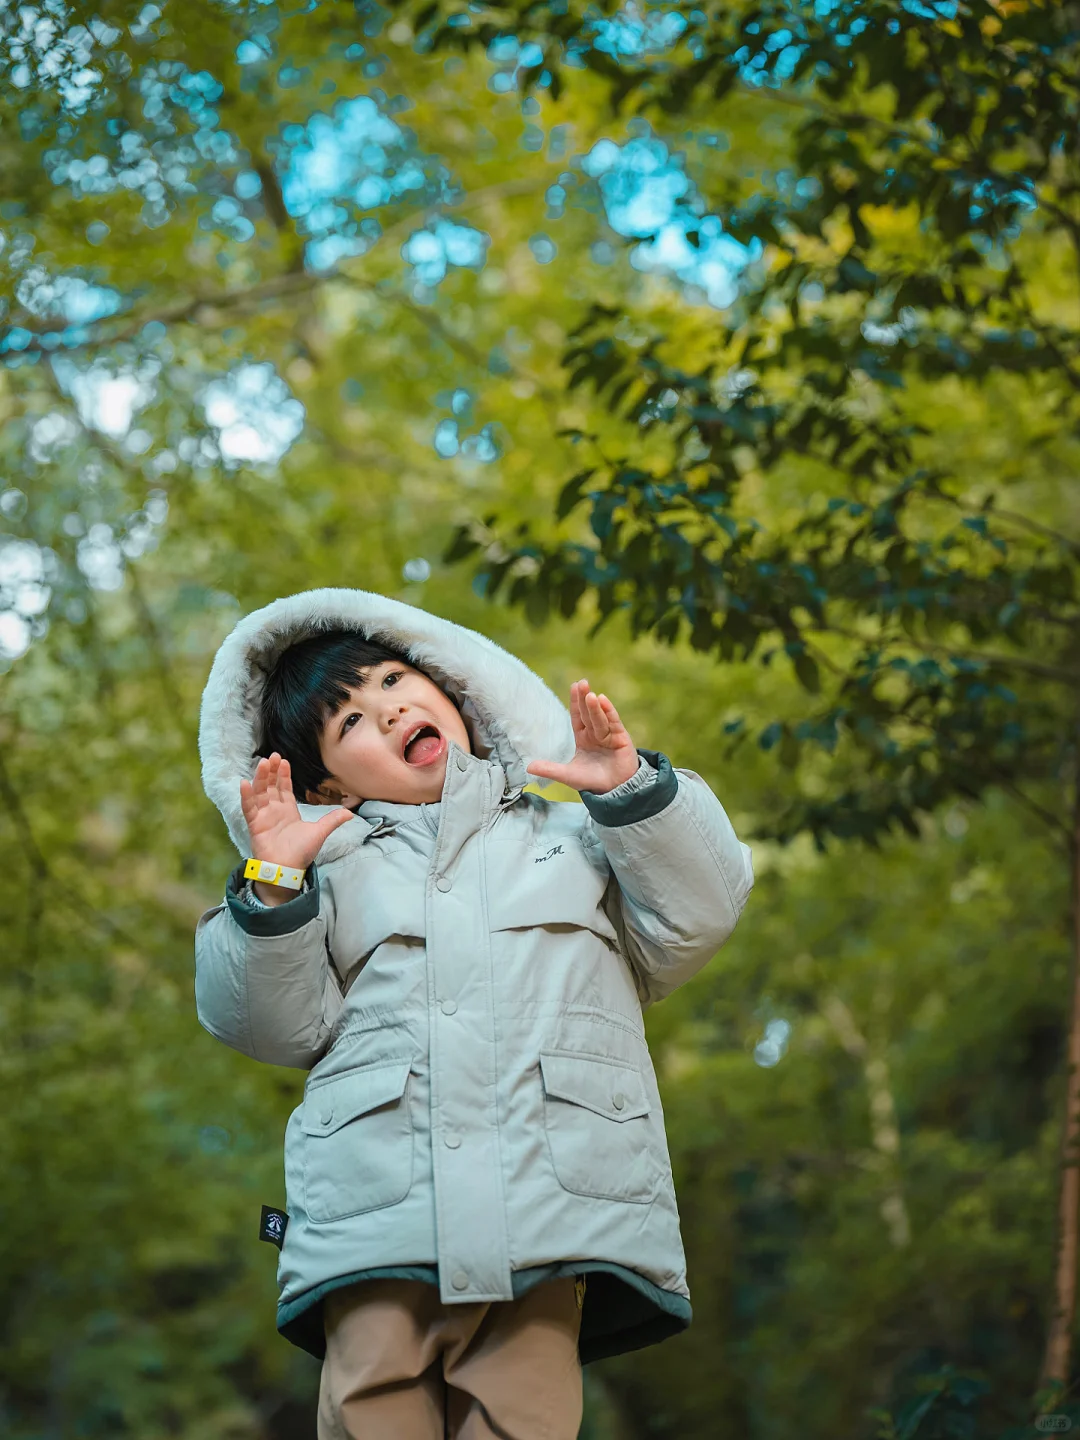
[534, 844, 565, 864]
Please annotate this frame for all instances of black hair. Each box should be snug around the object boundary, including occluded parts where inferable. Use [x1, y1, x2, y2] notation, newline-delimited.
[257, 629, 418, 803]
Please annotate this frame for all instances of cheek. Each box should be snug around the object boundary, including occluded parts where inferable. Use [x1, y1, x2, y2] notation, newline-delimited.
[442, 701, 468, 740]
[340, 734, 384, 772]
[418, 681, 463, 732]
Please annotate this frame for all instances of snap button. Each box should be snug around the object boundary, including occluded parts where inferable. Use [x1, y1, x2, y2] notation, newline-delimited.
[612, 1092, 625, 1111]
[451, 1269, 469, 1291]
[456, 753, 468, 772]
[320, 1107, 334, 1125]
[440, 999, 458, 1016]
[444, 1132, 461, 1149]
[436, 876, 452, 893]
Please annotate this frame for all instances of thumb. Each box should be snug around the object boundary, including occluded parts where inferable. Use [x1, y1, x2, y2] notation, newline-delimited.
[526, 760, 570, 784]
[312, 807, 355, 848]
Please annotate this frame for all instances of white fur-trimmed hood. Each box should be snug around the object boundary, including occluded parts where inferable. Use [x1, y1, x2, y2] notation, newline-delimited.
[198, 588, 576, 862]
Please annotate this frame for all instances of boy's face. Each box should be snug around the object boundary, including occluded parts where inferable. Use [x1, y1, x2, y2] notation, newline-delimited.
[305, 660, 472, 808]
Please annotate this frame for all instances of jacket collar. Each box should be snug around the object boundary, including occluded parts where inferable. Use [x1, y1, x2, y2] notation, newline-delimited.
[355, 742, 523, 840]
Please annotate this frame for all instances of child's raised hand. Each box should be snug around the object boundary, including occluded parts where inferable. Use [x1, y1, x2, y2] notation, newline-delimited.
[526, 679, 640, 795]
[239, 753, 354, 876]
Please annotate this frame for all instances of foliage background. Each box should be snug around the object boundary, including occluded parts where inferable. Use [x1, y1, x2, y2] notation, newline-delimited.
[0, 1, 1073, 1436]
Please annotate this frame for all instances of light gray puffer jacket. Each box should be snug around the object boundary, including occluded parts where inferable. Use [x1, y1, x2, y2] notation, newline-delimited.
[194, 589, 753, 1363]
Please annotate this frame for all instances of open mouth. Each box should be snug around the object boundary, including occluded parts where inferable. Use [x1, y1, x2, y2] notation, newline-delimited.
[402, 723, 445, 766]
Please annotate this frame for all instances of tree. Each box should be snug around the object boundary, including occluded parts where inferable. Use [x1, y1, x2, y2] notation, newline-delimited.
[433, 0, 1080, 1409]
[0, 2, 653, 1432]
[3, 0, 1078, 1432]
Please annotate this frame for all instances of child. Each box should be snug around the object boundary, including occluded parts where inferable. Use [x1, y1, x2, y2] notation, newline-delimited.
[195, 587, 754, 1439]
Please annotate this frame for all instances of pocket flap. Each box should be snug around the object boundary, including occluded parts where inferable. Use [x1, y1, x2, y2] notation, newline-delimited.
[302, 1060, 411, 1137]
[539, 1051, 649, 1122]
[487, 847, 618, 942]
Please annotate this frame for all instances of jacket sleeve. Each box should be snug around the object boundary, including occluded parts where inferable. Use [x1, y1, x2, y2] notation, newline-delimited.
[581, 750, 754, 1008]
[193, 861, 344, 1069]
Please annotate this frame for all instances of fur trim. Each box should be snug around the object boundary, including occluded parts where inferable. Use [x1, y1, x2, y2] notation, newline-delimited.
[198, 588, 576, 862]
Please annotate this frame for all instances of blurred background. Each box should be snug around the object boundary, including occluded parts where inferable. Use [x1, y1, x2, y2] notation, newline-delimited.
[2, 0, 1078, 1436]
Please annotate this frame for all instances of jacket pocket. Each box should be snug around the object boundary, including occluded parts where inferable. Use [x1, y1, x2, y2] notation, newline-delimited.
[301, 1058, 414, 1223]
[539, 1050, 658, 1204]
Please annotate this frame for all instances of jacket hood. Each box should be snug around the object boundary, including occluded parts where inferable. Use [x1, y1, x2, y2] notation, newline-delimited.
[198, 587, 576, 862]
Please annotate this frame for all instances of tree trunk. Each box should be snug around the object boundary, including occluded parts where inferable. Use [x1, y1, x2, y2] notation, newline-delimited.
[822, 991, 911, 1248]
[1039, 788, 1080, 1399]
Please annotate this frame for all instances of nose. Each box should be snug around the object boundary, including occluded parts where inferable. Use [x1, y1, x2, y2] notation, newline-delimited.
[382, 703, 409, 733]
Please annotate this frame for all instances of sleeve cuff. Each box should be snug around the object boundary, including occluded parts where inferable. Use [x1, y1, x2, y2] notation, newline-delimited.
[243, 877, 311, 908]
[225, 862, 321, 937]
[579, 750, 678, 827]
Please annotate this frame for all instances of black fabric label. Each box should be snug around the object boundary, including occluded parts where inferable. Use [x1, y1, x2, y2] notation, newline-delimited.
[259, 1205, 288, 1250]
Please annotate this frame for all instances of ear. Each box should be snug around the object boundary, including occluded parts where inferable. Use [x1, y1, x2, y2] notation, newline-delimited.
[305, 781, 362, 809]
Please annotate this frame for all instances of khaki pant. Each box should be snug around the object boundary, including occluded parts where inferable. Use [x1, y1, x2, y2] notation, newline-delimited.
[317, 1276, 585, 1440]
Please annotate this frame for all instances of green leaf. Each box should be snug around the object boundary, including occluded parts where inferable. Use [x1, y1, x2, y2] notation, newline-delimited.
[442, 526, 480, 564]
[556, 469, 596, 522]
[524, 584, 550, 628]
[793, 651, 821, 694]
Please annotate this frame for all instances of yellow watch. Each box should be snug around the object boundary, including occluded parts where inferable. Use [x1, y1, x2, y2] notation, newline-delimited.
[244, 858, 305, 891]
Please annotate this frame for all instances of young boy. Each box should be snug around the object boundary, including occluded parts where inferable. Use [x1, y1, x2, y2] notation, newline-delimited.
[194, 587, 754, 1439]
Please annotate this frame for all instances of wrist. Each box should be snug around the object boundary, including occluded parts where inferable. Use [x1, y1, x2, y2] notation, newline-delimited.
[253, 879, 299, 907]
[584, 753, 645, 796]
[580, 750, 676, 827]
[244, 856, 306, 902]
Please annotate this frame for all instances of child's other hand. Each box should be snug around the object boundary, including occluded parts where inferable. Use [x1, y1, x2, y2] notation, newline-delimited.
[239, 753, 353, 903]
[526, 679, 640, 795]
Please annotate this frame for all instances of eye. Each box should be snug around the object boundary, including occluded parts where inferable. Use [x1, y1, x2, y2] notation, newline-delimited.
[382, 670, 403, 687]
[341, 713, 359, 733]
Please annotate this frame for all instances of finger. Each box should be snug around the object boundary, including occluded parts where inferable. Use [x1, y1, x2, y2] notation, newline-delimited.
[251, 757, 271, 807]
[575, 683, 594, 742]
[578, 688, 596, 743]
[569, 680, 587, 741]
[273, 754, 290, 807]
[577, 681, 595, 741]
[268, 752, 285, 805]
[260, 760, 279, 806]
[597, 693, 628, 739]
[278, 755, 295, 800]
[239, 778, 256, 824]
[584, 689, 610, 744]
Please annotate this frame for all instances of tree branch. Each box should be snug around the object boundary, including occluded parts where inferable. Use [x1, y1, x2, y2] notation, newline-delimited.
[0, 748, 145, 948]
[252, 158, 306, 274]
[14, 176, 549, 355]
[0, 748, 48, 884]
[989, 775, 1073, 845]
[811, 623, 1080, 688]
[978, 504, 1080, 559]
[126, 565, 186, 719]
[736, 80, 1080, 244]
